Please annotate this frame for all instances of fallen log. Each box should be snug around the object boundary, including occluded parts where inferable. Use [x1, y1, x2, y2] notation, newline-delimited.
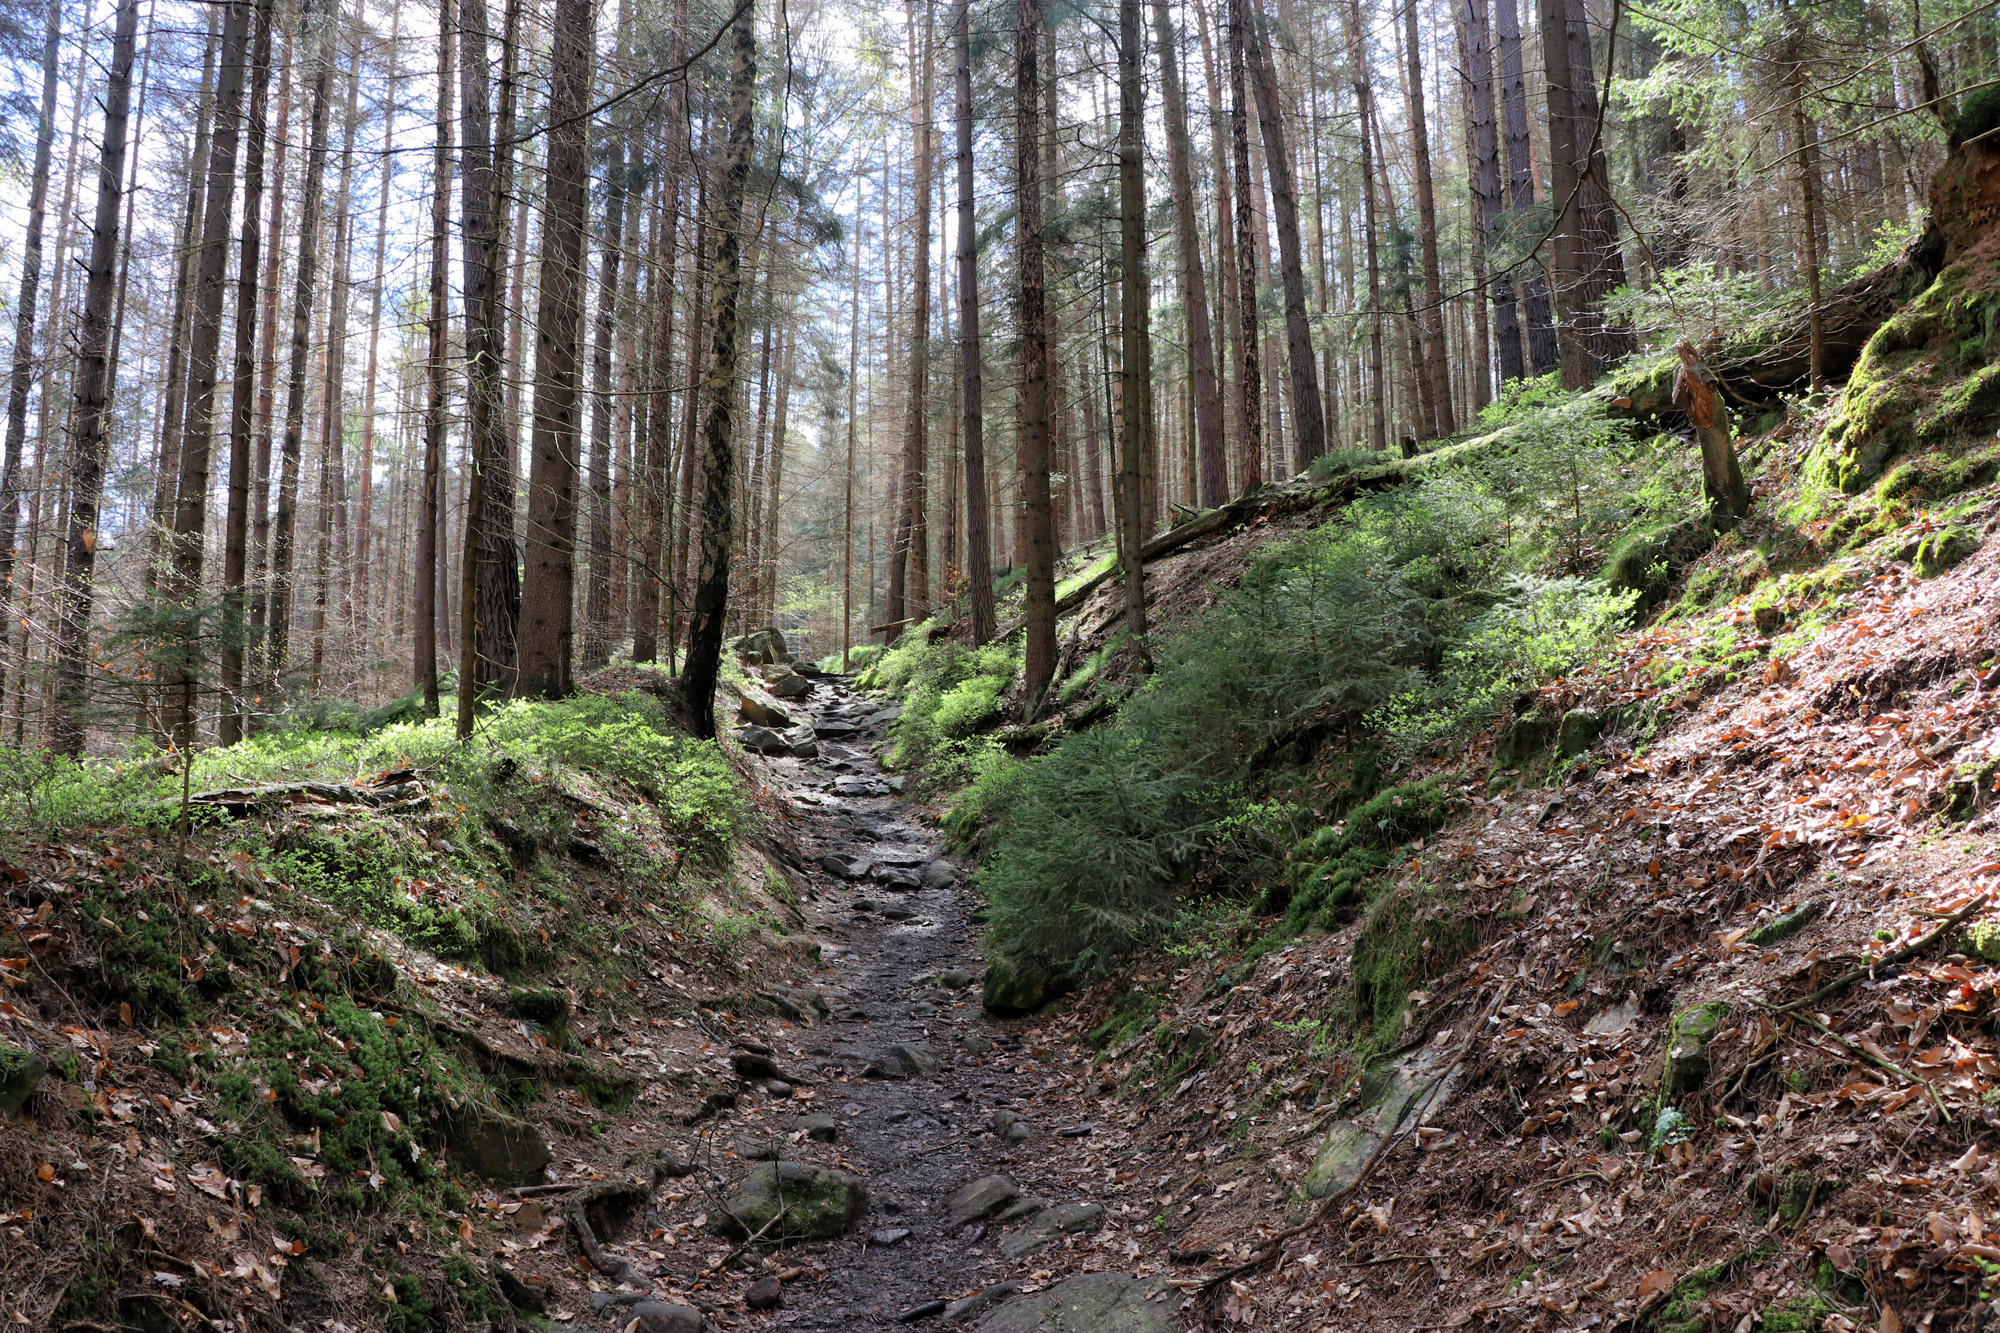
[182, 773, 426, 815]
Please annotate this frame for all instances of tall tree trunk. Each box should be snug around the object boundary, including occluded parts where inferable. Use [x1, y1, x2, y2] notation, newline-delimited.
[416, 0, 453, 711]
[517, 0, 595, 698]
[50, 0, 140, 757]
[0, 0, 63, 711]
[886, 0, 935, 633]
[220, 0, 278, 744]
[1399, 0, 1456, 437]
[310, 50, 361, 690]
[1016, 0, 1057, 710]
[584, 136, 627, 670]
[954, 0, 994, 645]
[166, 0, 255, 745]
[1194, 1, 1244, 484]
[679, 0, 755, 736]
[1791, 66, 1826, 390]
[1226, 0, 1264, 489]
[1495, 0, 1557, 376]
[841, 206, 863, 668]
[270, 0, 338, 695]
[1344, 0, 1388, 452]
[759, 329, 792, 623]
[1151, 0, 1225, 508]
[1118, 0, 1152, 658]
[353, 0, 402, 664]
[1542, 0, 1629, 387]
[248, 11, 295, 692]
[1243, 0, 1329, 465]
[1464, 0, 1521, 385]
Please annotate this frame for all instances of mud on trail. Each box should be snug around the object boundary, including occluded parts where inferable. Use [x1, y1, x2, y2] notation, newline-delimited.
[631, 670, 1183, 1333]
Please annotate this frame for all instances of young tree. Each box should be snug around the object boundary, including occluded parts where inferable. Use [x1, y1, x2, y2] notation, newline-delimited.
[415, 0, 454, 712]
[1118, 0, 1152, 657]
[1398, 0, 1454, 437]
[955, 0, 995, 644]
[680, 0, 757, 736]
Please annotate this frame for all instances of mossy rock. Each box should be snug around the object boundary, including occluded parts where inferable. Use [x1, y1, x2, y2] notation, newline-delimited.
[445, 1106, 551, 1184]
[1664, 1002, 1729, 1097]
[1746, 900, 1825, 948]
[0, 1042, 48, 1115]
[1493, 712, 1556, 767]
[1604, 516, 1714, 612]
[1913, 525, 1979, 577]
[977, 1272, 1176, 1333]
[712, 1161, 866, 1241]
[504, 987, 572, 1029]
[982, 953, 1060, 1016]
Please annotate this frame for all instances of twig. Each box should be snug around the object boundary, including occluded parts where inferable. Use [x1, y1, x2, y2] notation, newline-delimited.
[1774, 894, 1989, 1014]
[566, 1182, 652, 1287]
[1754, 1001, 1950, 1122]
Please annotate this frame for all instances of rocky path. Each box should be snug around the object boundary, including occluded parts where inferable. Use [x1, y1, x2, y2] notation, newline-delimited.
[703, 668, 1179, 1333]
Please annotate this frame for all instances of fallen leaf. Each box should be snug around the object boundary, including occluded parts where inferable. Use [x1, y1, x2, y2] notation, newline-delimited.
[1637, 1270, 1675, 1302]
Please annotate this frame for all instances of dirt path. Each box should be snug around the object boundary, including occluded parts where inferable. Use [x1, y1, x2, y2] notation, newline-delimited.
[713, 671, 1128, 1331]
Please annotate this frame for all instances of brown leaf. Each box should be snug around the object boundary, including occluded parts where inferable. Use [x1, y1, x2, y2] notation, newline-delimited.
[1636, 1270, 1676, 1302]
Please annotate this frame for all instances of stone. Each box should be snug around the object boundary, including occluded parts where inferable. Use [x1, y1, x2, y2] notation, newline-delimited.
[1664, 1002, 1729, 1098]
[982, 954, 1058, 1017]
[445, 1106, 551, 1185]
[1746, 900, 1826, 948]
[992, 1195, 1046, 1224]
[1556, 708, 1616, 757]
[989, 1109, 1025, 1138]
[766, 1081, 793, 1099]
[713, 1161, 867, 1241]
[732, 1050, 789, 1082]
[920, 860, 957, 889]
[852, 898, 881, 913]
[962, 1035, 995, 1055]
[788, 733, 821, 759]
[886, 1043, 939, 1076]
[1584, 994, 1642, 1037]
[1753, 603, 1787, 633]
[1302, 1043, 1458, 1199]
[869, 1227, 912, 1246]
[879, 903, 917, 922]
[739, 725, 790, 754]
[976, 1272, 1177, 1333]
[1915, 525, 1979, 578]
[999, 1201, 1105, 1258]
[947, 1174, 1020, 1228]
[0, 1044, 48, 1116]
[1493, 712, 1556, 767]
[875, 867, 923, 890]
[735, 691, 793, 729]
[736, 1137, 781, 1161]
[766, 671, 813, 699]
[945, 1283, 1021, 1321]
[625, 1300, 706, 1333]
[745, 1276, 784, 1311]
[821, 853, 873, 879]
[793, 1114, 839, 1142]
[737, 626, 790, 665]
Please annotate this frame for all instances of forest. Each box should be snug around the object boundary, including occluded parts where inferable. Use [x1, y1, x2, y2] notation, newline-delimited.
[6, 0, 2000, 1326]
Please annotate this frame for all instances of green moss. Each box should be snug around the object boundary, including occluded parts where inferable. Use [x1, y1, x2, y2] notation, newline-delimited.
[1089, 988, 1163, 1052]
[1960, 83, 2000, 145]
[1914, 526, 1979, 576]
[1283, 779, 1453, 931]
[1350, 881, 1477, 1038]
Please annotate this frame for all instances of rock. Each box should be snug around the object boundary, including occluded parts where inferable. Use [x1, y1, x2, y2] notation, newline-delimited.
[821, 853, 873, 879]
[879, 903, 917, 921]
[815, 720, 859, 739]
[788, 734, 821, 759]
[794, 1114, 839, 1142]
[875, 866, 923, 890]
[1753, 603, 1787, 633]
[445, 1106, 551, 1185]
[1493, 712, 1556, 767]
[898, 1302, 948, 1323]
[1556, 707, 1618, 756]
[1584, 994, 1642, 1036]
[921, 860, 957, 889]
[758, 984, 830, 1021]
[736, 690, 793, 729]
[736, 1137, 781, 1161]
[766, 1081, 793, 1099]
[999, 1201, 1105, 1258]
[1664, 1002, 1729, 1098]
[713, 1161, 867, 1241]
[982, 954, 1059, 1017]
[737, 626, 790, 665]
[1746, 900, 1826, 947]
[976, 1272, 1177, 1333]
[765, 670, 813, 699]
[869, 1227, 911, 1246]
[0, 1044, 48, 1116]
[989, 1109, 1027, 1140]
[886, 1043, 939, 1076]
[947, 1175, 1020, 1228]
[992, 1195, 1046, 1223]
[945, 1283, 1021, 1321]
[885, 776, 906, 793]
[739, 725, 790, 754]
[962, 1035, 994, 1055]
[1915, 525, 1979, 577]
[745, 1276, 785, 1311]
[1302, 1043, 1458, 1199]
[490, 1264, 550, 1312]
[852, 898, 881, 913]
[732, 1051, 789, 1082]
[684, 1090, 738, 1123]
[626, 1300, 706, 1333]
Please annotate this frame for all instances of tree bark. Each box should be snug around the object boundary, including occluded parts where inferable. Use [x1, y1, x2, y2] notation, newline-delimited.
[584, 136, 627, 670]
[1494, 0, 1557, 376]
[887, 0, 935, 632]
[1016, 0, 1057, 711]
[1226, 0, 1264, 490]
[679, 0, 755, 736]
[416, 0, 453, 711]
[1399, 0, 1455, 437]
[50, 0, 140, 757]
[1118, 0, 1152, 659]
[1463, 0, 1520, 386]
[1344, 0, 1387, 453]
[954, 0, 995, 645]
[1151, 0, 1225, 508]
[1244, 0, 1329, 465]
[220, 0, 278, 744]
[0, 0, 63, 712]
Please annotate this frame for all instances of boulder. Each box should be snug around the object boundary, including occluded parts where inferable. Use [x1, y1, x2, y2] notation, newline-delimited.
[1302, 1043, 1457, 1199]
[793, 1114, 839, 1142]
[737, 626, 790, 665]
[990, 1109, 1030, 1142]
[947, 1174, 1020, 1228]
[783, 727, 820, 758]
[445, 1106, 551, 1185]
[1556, 708, 1617, 756]
[0, 1044, 47, 1116]
[1493, 712, 1556, 767]
[739, 725, 790, 754]
[885, 1043, 939, 1076]
[920, 860, 957, 889]
[744, 1276, 784, 1311]
[933, 968, 976, 990]
[735, 690, 793, 729]
[765, 670, 812, 699]
[1000, 1201, 1104, 1258]
[982, 954, 1059, 1017]
[976, 1272, 1177, 1333]
[713, 1161, 867, 1241]
[626, 1301, 706, 1333]
[821, 853, 873, 880]
[1664, 1002, 1729, 1098]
